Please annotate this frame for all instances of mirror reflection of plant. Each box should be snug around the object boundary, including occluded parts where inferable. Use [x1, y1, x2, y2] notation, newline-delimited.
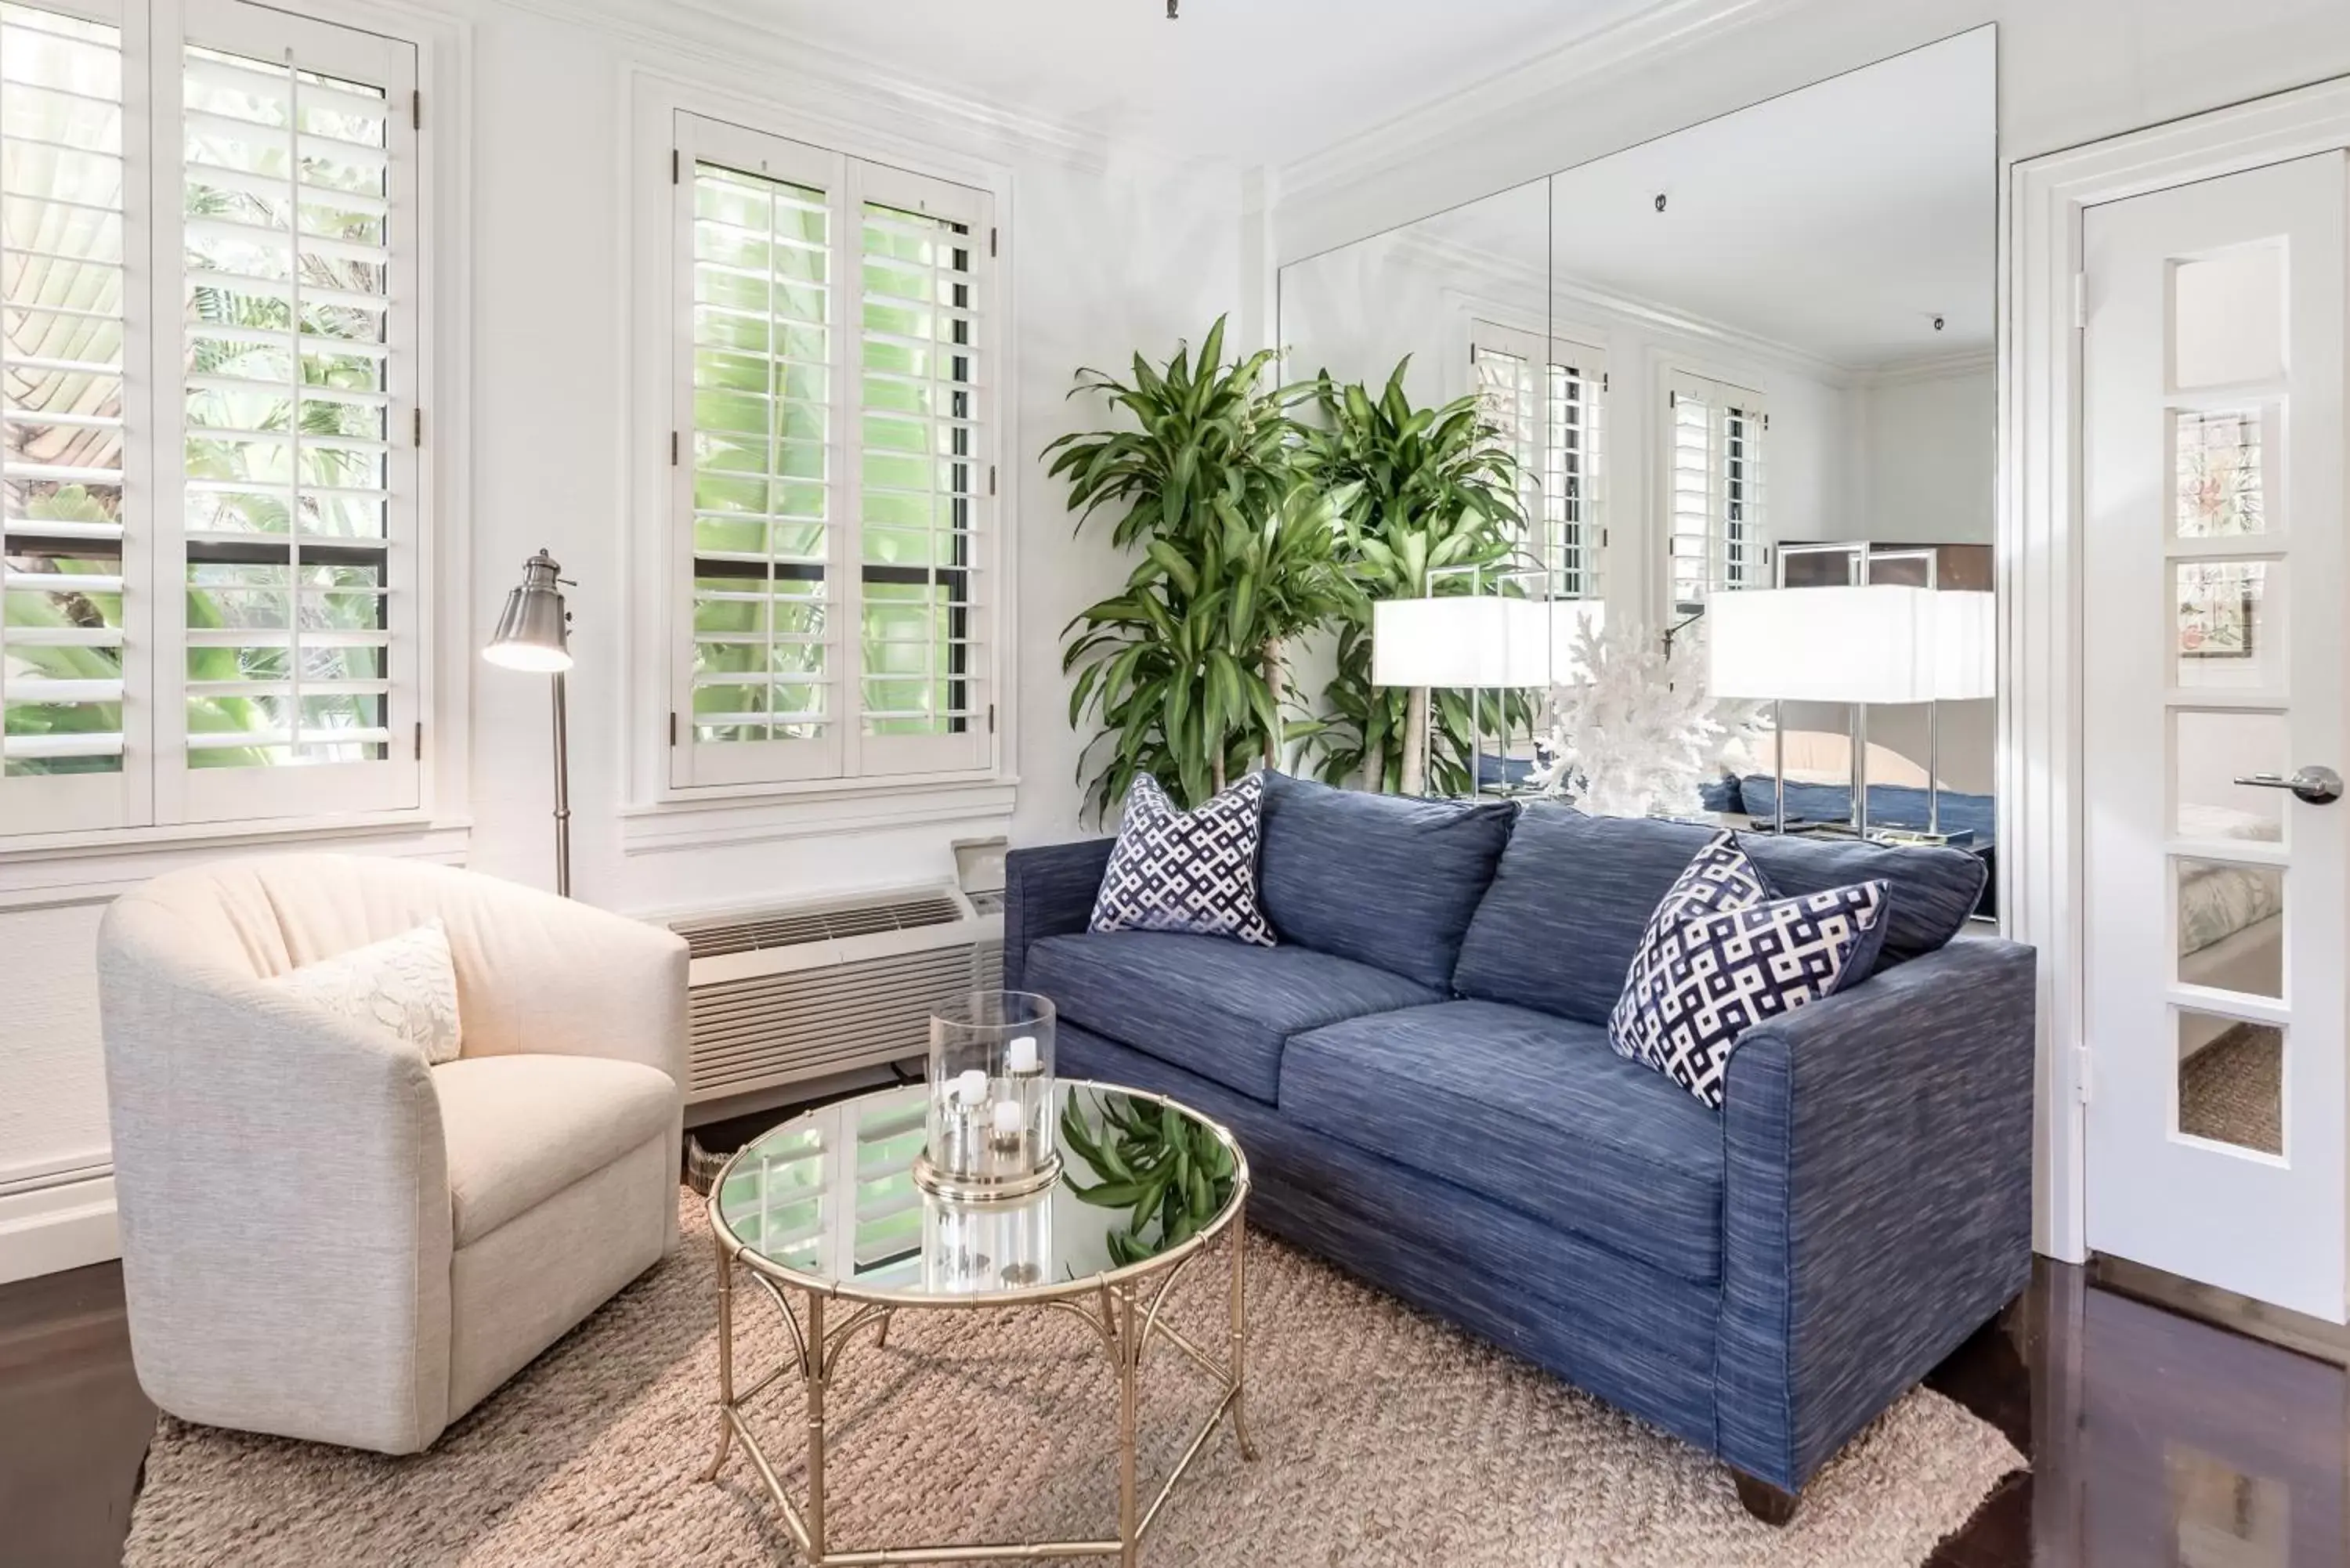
[1296, 360, 1537, 795]
[1048, 316, 1361, 818]
[1060, 1089, 1238, 1268]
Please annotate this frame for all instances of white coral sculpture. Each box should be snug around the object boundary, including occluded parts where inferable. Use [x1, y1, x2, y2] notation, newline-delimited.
[1530, 616, 1764, 818]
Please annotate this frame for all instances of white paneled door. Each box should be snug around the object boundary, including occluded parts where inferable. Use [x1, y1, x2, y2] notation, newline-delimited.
[2082, 153, 2350, 1322]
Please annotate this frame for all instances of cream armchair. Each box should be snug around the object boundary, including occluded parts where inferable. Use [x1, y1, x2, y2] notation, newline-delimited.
[96, 854, 689, 1454]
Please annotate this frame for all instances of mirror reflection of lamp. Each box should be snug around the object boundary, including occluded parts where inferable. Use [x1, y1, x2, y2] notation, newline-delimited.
[1371, 598, 1607, 797]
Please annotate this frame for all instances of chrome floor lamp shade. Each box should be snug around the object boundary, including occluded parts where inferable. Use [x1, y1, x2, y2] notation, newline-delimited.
[483, 548, 575, 896]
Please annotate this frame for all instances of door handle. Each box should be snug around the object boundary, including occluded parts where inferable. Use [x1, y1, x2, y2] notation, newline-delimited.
[2233, 765, 2345, 804]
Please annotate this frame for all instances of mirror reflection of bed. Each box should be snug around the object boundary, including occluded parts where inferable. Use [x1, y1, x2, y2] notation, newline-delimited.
[2173, 743, 2287, 1157]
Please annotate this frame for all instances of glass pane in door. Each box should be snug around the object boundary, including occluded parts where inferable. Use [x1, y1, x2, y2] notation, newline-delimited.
[2173, 407, 2267, 537]
[2172, 244, 2285, 389]
[2176, 1011, 2283, 1156]
[2175, 858, 2283, 997]
[2173, 559, 2279, 689]
[2173, 710, 2287, 844]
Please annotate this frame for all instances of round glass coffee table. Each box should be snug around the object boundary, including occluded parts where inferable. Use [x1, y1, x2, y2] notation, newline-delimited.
[703, 1078, 1254, 1566]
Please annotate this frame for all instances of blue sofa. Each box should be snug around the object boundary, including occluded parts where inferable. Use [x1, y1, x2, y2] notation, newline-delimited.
[1003, 772, 2034, 1521]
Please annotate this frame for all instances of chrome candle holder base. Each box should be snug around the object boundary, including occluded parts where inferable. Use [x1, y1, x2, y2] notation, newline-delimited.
[910, 1148, 1063, 1203]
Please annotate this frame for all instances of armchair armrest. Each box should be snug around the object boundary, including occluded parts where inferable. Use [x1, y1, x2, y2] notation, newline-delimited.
[428, 871, 689, 1095]
[97, 894, 455, 1453]
[1715, 934, 2036, 1493]
[1003, 838, 1112, 992]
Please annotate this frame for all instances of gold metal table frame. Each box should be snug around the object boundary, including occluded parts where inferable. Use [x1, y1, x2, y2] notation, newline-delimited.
[702, 1084, 1256, 1566]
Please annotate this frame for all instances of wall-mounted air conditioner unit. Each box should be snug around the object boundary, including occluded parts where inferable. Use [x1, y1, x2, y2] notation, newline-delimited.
[670, 883, 1002, 1112]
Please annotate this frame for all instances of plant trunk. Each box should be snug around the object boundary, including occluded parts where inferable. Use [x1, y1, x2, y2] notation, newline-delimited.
[1261, 637, 1285, 771]
[1401, 685, 1430, 796]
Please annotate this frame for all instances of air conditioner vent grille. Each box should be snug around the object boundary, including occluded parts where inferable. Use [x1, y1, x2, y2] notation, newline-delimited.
[674, 894, 963, 959]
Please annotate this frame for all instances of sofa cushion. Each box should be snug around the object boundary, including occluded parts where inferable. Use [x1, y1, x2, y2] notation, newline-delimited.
[1280, 999, 1726, 1282]
[1259, 771, 1516, 989]
[1026, 931, 1441, 1104]
[1454, 805, 1987, 1024]
[433, 1054, 678, 1246]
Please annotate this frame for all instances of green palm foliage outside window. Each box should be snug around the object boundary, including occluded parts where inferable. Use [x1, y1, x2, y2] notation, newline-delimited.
[2, 7, 130, 778]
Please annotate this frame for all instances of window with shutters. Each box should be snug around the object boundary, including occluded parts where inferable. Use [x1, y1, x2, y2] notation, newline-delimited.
[1470, 320, 1605, 602]
[1, 0, 428, 843]
[668, 112, 995, 790]
[1665, 369, 1768, 617]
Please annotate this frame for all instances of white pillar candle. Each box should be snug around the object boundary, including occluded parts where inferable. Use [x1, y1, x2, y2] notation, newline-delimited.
[1007, 1035, 1041, 1074]
[954, 1068, 989, 1107]
[992, 1099, 1024, 1136]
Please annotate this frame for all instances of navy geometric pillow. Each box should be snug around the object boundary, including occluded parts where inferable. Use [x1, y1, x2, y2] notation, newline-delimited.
[1643, 827, 1775, 933]
[1089, 771, 1275, 947]
[1610, 833, 1889, 1109]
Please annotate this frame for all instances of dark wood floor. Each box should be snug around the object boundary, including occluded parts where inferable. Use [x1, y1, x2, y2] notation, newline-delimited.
[2, 1246, 2340, 1566]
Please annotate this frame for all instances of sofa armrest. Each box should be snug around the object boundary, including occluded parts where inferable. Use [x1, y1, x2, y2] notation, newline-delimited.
[1003, 838, 1112, 993]
[97, 894, 455, 1454]
[1716, 934, 2036, 1492]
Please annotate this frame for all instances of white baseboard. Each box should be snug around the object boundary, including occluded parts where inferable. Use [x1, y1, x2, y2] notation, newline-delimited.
[0, 1172, 119, 1284]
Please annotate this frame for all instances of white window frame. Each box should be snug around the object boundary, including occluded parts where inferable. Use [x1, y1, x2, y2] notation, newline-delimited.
[1469, 318, 1607, 602]
[0, 0, 455, 858]
[1664, 367, 1770, 617]
[627, 87, 1010, 815]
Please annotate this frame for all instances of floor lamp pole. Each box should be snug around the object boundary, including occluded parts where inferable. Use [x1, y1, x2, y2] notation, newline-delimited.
[551, 670, 572, 898]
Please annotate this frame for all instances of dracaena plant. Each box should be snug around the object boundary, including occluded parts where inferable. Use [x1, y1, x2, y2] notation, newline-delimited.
[1297, 360, 1535, 795]
[1048, 317, 1360, 820]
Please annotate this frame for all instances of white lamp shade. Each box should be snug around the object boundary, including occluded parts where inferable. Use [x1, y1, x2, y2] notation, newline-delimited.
[1932, 591, 1996, 700]
[1706, 585, 1936, 704]
[1523, 599, 1607, 685]
[1372, 598, 1608, 689]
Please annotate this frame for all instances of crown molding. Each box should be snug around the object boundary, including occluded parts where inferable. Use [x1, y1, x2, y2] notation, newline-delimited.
[1853, 347, 1997, 386]
[1274, 0, 1822, 215]
[491, 0, 1186, 175]
[1389, 227, 1858, 385]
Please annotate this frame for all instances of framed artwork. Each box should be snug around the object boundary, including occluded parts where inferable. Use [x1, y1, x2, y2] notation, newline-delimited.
[2177, 562, 2258, 660]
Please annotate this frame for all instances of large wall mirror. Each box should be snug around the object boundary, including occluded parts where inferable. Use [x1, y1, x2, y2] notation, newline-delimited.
[1279, 27, 1998, 887]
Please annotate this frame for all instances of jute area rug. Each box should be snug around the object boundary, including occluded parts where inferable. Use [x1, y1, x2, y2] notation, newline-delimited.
[126, 1190, 2019, 1567]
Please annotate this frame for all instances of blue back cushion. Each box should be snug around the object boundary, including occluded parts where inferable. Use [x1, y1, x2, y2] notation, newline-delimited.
[1257, 771, 1517, 989]
[1452, 805, 1988, 1024]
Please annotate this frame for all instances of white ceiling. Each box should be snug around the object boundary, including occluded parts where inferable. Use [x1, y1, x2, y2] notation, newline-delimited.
[1408, 28, 1997, 368]
[725, 0, 1658, 166]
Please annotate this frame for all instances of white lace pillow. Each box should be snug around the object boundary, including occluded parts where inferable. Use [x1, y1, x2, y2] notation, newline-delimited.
[276, 918, 465, 1065]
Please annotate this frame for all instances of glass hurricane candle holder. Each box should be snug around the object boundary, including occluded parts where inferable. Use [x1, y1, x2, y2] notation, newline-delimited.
[915, 990, 1058, 1200]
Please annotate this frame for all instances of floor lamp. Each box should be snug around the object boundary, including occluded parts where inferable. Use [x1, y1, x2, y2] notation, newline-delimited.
[1706, 585, 1935, 837]
[483, 548, 575, 896]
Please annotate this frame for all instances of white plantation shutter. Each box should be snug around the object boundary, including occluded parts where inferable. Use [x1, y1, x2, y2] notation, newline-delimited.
[0, 1, 136, 833]
[671, 111, 993, 790]
[1, 0, 428, 844]
[1667, 370, 1768, 616]
[164, 2, 418, 823]
[1470, 320, 1604, 601]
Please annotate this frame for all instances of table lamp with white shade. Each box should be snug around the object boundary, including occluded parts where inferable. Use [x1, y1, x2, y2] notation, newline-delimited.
[1705, 585, 1937, 836]
[1925, 590, 1996, 836]
[1372, 596, 1607, 795]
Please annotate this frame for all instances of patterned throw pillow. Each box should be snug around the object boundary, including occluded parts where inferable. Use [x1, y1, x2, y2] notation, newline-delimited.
[1609, 832, 1888, 1110]
[276, 918, 465, 1065]
[1090, 771, 1275, 947]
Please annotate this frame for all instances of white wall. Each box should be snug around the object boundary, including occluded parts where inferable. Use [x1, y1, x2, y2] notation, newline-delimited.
[0, 0, 1239, 1277]
[1853, 362, 1997, 544]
